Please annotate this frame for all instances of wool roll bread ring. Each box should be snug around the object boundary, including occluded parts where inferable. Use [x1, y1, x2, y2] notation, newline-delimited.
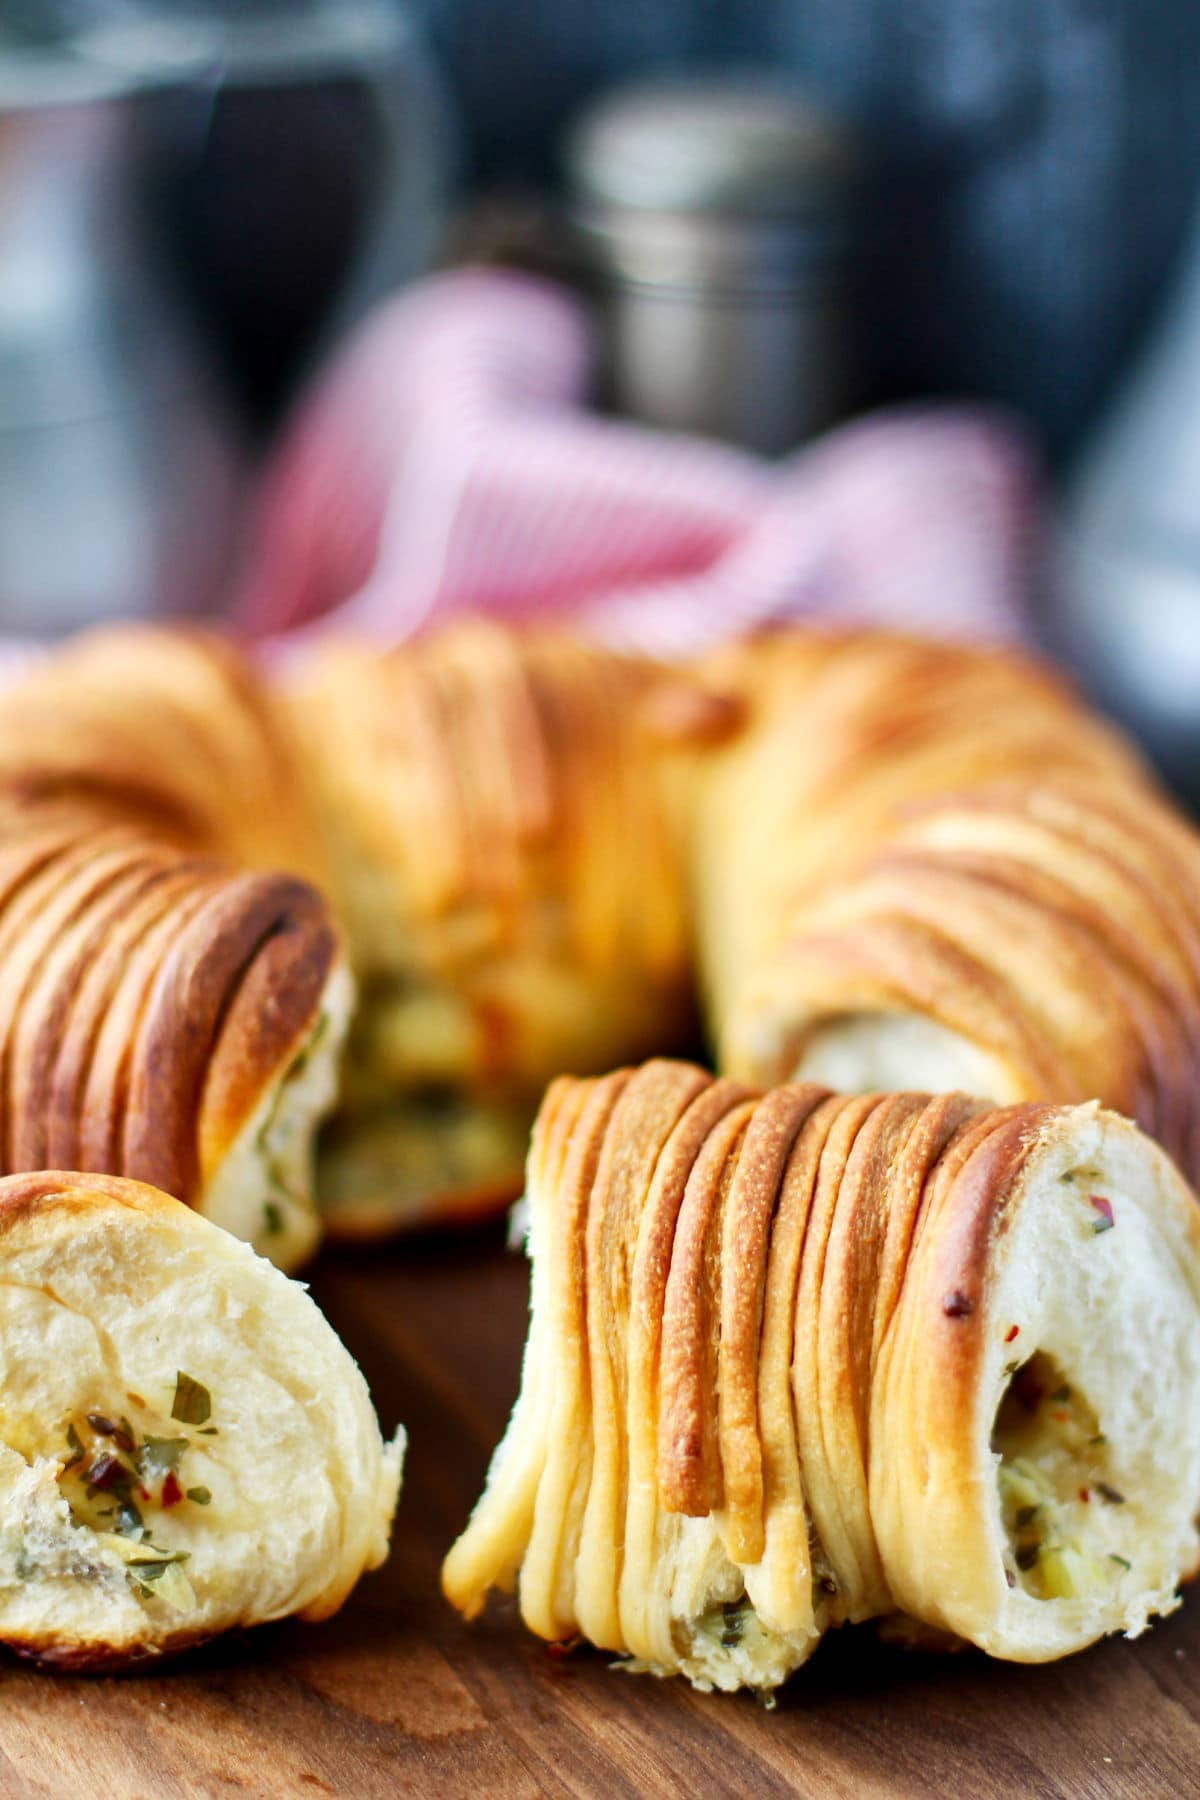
[0, 1170, 402, 1669]
[8, 620, 1200, 1240]
[688, 633, 1200, 1184]
[443, 1060, 1200, 1695]
[0, 820, 350, 1271]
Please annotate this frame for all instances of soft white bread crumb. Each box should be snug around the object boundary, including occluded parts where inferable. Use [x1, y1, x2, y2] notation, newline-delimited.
[875, 1105, 1200, 1661]
[199, 961, 355, 1270]
[794, 1010, 1018, 1104]
[0, 1172, 402, 1665]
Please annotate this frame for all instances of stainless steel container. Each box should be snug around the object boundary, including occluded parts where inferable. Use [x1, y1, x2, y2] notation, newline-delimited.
[564, 76, 862, 457]
[0, 47, 244, 635]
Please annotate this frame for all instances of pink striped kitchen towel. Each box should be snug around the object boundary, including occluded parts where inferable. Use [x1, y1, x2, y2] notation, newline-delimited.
[237, 267, 1037, 658]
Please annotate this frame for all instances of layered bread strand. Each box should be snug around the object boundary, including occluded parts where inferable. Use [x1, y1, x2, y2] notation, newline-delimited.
[0, 819, 348, 1269]
[0, 625, 325, 882]
[688, 633, 1200, 1183]
[443, 1060, 1200, 1694]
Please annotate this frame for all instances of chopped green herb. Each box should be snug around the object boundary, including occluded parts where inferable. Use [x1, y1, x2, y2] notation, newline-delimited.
[719, 1601, 746, 1648]
[1110, 1554, 1132, 1571]
[263, 1201, 284, 1237]
[186, 1487, 211, 1506]
[64, 1423, 82, 1455]
[171, 1372, 211, 1427]
[1096, 1482, 1125, 1506]
[126, 1552, 190, 1583]
[1089, 1434, 1108, 1447]
[199, 1426, 219, 1437]
[115, 1499, 143, 1537]
[139, 1437, 188, 1477]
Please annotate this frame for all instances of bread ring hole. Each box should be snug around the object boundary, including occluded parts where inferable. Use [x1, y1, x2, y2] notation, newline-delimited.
[991, 1351, 1129, 1600]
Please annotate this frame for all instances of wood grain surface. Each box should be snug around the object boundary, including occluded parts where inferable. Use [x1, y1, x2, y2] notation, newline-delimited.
[1, 1226, 1198, 1799]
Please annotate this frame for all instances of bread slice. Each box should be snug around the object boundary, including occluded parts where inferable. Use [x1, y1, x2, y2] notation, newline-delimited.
[0, 1171, 402, 1668]
[444, 1061, 1200, 1695]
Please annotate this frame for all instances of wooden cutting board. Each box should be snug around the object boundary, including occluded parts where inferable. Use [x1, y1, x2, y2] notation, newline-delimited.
[1, 1227, 1198, 1799]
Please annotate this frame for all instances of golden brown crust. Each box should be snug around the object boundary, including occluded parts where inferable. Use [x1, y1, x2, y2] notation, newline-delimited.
[717, 1082, 828, 1564]
[0, 823, 337, 1216]
[0, 625, 323, 881]
[9, 1625, 221, 1674]
[125, 872, 336, 1203]
[657, 1096, 757, 1517]
[687, 631, 1200, 1184]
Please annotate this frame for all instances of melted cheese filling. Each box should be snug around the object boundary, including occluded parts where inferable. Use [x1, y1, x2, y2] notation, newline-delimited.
[993, 1351, 1131, 1600]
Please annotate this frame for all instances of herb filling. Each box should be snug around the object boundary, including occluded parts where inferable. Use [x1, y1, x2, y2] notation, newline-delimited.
[48, 1386, 218, 1609]
[993, 1351, 1130, 1599]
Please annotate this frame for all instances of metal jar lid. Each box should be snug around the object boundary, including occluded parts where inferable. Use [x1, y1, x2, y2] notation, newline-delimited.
[564, 75, 861, 294]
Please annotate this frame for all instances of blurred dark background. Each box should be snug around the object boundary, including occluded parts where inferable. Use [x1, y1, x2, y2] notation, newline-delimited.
[4, 0, 1200, 781]
[7, 0, 1200, 454]
[410, 0, 1200, 462]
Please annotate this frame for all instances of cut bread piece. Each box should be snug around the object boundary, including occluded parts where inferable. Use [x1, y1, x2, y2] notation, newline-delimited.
[0, 825, 348, 1273]
[444, 1061, 1200, 1696]
[0, 1171, 402, 1669]
[873, 1102, 1200, 1660]
[198, 960, 354, 1265]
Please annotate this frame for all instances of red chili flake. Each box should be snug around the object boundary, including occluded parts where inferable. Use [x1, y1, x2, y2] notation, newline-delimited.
[161, 1472, 183, 1509]
[1090, 1195, 1115, 1234]
[139, 1488, 151, 1502]
[943, 1289, 973, 1318]
[1079, 1488, 1091, 1503]
[83, 1454, 124, 1491]
[545, 1636, 583, 1660]
[1004, 1325, 1020, 1343]
[1052, 1410, 1070, 1422]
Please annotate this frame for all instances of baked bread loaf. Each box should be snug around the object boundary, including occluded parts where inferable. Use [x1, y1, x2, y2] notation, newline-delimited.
[442, 1059, 1200, 1693]
[4, 619, 1200, 1242]
[688, 633, 1200, 1179]
[0, 1170, 402, 1668]
[0, 631, 351, 1269]
[282, 623, 694, 1234]
[0, 818, 348, 1270]
[0, 624, 324, 880]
